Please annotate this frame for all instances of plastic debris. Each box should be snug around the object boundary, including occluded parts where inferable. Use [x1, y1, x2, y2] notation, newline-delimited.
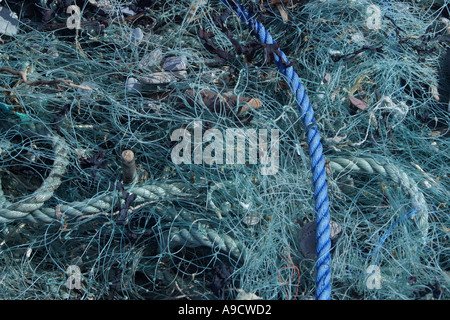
[121, 7, 136, 16]
[125, 77, 141, 93]
[131, 27, 144, 44]
[0, 7, 19, 36]
[139, 71, 187, 85]
[242, 211, 260, 226]
[162, 56, 187, 72]
[139, 49, 164, 70]
[236, 289, 262, 300]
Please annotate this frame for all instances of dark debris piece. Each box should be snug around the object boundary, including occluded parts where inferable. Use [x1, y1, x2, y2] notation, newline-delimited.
[211, 264, 233, 299]
[260, 42, 295, 67]
[108, 265, 122, 300]
[197, 27, 234, 63]
[79, 150, 108, 181]
[133, 0, 155, 8]
[413, 281, 442, 299]
[52, 104, 70, 134]
[115, 181, 137, 226]
[198, 9, 269, 65]
[407, 276, 417, 285]
[30, 0, 74, 24]
[212, 10, 265, 64]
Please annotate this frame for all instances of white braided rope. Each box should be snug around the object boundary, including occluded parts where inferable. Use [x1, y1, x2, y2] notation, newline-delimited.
[329, 156, 429, 241]
[0, 135, 69, 222]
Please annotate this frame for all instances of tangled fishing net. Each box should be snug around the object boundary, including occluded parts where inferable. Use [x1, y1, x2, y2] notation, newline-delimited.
[0, 0, 449, 300]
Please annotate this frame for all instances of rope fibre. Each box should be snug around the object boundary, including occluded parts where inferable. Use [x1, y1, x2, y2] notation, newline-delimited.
[219, 0, 332, 300]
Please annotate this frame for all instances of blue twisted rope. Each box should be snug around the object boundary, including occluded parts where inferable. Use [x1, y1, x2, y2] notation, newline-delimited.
[219, 0, 332, 300]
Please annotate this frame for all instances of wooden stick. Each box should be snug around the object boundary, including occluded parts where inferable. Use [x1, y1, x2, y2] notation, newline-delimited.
[121, 150, 136, 185]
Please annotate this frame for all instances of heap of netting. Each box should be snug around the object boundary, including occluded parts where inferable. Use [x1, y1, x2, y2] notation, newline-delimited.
[0, 0, 448, 299]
